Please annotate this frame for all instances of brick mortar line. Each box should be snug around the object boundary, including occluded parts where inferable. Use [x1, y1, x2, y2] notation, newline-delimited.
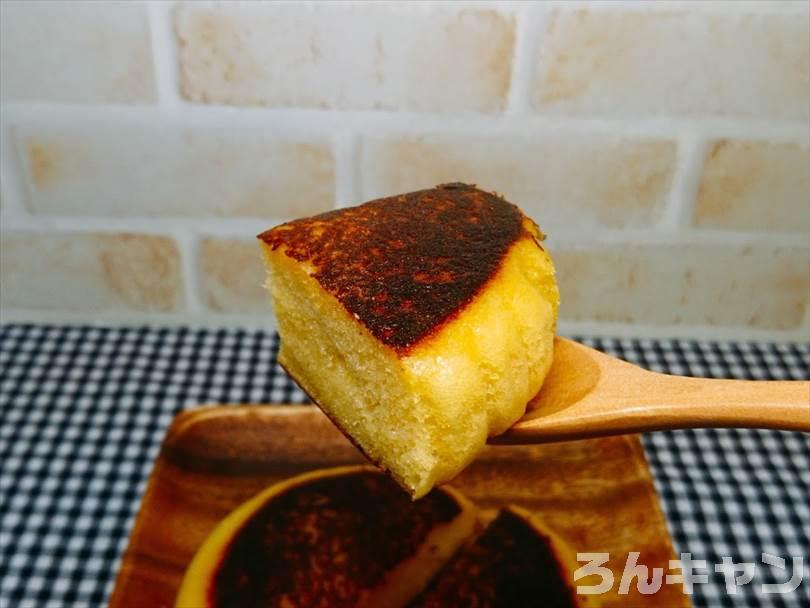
[0, 117, 32, 220]
[334, 132, 359, 209]
[146, 0, 182, 109]
[556, 320, 809, 344]
[536, 0, 809, 13]
[176, 229, 204, 315]
[0, 309, 279, 332]
[503, 3, 539, 116]
[2, 217, 807, 249]
[0, 308, 805, 344]
[171, 0, 809, 19]
[522, 0, 808, 15]
[546, 229, 809, 248]
[0, 216, 282, 235]
[659, 133, 709, 231]
[1, 101, 807, 141]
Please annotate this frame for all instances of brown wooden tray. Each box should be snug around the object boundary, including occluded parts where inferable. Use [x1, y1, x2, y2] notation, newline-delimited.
[110, 405, 689, 608]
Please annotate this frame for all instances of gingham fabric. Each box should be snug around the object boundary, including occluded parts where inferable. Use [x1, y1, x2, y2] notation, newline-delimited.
[0, 324, 807, 608]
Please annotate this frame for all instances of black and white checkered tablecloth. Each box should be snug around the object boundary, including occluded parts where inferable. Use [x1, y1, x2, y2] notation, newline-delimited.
[0, 324, 808, 608]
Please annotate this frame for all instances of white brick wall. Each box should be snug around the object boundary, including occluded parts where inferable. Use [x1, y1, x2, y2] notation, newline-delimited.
[15, 121, 335, 218]
[1, 0, 808, 341]
[0, 1, 156, 103]
[533, 9, 809, 119]
[176, 3, 516, 112]
[360, 132, 678, 229]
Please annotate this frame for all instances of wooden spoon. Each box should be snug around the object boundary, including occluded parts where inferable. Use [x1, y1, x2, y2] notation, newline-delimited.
[495, 337, 810, 444]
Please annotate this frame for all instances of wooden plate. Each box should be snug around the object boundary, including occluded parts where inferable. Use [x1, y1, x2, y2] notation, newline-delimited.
[110, 405, 690, 608]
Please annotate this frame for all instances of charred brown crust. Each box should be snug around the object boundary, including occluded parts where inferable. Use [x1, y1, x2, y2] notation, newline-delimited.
[210, 469, 461, 607]
[408, 509, 578, 607]
[259, 183, 533, 353]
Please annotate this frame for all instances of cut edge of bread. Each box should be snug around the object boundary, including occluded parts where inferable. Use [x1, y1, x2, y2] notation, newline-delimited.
[262, 234, 559, 498]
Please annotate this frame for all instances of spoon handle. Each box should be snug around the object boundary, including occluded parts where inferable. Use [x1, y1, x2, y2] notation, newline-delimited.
[499, 375, 810, 444]
[637, 375, 810, 433]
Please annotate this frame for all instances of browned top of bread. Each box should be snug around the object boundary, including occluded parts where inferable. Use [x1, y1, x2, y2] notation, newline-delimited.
[210, 471, 461, 608]
[259, 183, 535, 353]
[408, 509, 578, 608]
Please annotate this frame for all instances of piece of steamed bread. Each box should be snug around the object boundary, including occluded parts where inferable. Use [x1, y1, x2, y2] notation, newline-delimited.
[258, 183, 559, 498]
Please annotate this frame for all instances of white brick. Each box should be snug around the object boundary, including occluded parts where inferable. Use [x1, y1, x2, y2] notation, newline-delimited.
[553, 243, 810, 330]
[16, 123, 335, 219]
[176, 3, 515, 112]
[361, 133, 677, 229]
[0, 1, 156, 103]
[534, 9, 810, 120]
[0, 232, 184, 313]
[695, 140, 810, 234]
[199, 237, 269, 314]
